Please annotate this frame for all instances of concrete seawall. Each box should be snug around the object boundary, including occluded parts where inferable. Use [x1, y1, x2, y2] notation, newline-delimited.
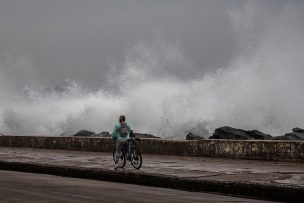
[0, 135, 303, 161]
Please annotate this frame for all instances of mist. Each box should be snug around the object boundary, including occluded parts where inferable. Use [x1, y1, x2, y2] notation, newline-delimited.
[1, 1, 304, 138]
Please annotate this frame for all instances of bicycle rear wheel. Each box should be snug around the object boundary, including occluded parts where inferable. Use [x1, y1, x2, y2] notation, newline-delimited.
[130, 149, 142, 169]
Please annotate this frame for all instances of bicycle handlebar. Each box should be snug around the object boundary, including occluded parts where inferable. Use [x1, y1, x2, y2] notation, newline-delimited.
[127, 137, 141, 142]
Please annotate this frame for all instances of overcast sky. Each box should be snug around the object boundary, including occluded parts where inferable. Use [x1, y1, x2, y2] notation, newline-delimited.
[0, 0, 249, 90]
[0, 0, 301, 91]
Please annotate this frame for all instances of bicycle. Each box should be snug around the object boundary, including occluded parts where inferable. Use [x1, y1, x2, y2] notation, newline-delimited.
[113, 137, 142, 169]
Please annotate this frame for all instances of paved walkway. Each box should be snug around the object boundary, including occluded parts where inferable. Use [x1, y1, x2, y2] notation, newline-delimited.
[0, 147, 303, 188]
[0, 170, 274, 203]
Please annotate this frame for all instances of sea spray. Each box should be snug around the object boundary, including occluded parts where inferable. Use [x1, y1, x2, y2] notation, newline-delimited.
[1, 1, 304, 138]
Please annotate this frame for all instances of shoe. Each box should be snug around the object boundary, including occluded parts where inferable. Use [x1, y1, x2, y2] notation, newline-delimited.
[114, 163, 119, 170]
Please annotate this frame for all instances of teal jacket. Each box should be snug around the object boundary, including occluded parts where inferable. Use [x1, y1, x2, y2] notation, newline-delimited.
[112, 123, 131, 141]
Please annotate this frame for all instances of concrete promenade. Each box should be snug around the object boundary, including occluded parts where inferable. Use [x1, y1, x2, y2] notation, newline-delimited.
[0, 147, 303, 202]
[0, 170, 274, 203]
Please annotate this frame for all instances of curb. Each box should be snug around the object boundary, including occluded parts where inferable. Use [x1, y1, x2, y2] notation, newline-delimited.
[0, 161, 303, 202]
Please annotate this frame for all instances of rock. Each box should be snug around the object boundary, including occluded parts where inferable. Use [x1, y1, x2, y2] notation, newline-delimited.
[209, 126, 272, 140]
[93, 131, 111, 137]
[210, 126, 250, 140]
[272, 127, 304, 140]
[72, 130, 159, 138]
[271, 135, 295, 140]
[186, 132, 204, 140]
[246, 130, 272, 140]
[273, 127, 304, 140]
[284, 132, 304, 140]
[133, 133, 160, 139]
[292, 127, 304, 134]
[73, 130, 96, 137]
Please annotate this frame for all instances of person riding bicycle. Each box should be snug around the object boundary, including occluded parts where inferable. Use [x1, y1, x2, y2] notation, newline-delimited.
[112, 115, 131, 170]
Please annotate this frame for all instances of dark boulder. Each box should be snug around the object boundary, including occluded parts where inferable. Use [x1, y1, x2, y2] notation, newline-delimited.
[247, 130, 272, 140]
[272, 127, 304, 140]
[93, 131, 111, 137]
[272, 135, 295, 140]
[73, 130, 96, 137]
[283, 132, 304, 140]
[186, 132, 204, 140]
[210, 126, 250, 140]
[134, 133, 160, 139]
[209, 126, 272, 140]
[73, 130, 159, 139]
[292, 127, 304, 134]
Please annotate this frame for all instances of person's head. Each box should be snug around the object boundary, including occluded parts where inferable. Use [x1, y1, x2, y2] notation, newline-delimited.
[119, 115, 126, 123]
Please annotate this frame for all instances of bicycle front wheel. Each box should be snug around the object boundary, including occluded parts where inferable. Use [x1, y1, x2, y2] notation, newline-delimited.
[130, 149, 142, 169]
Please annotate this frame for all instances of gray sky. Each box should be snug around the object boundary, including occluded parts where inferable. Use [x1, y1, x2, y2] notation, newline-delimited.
[0, 0, 245, 90]
[1, 0, 300, 91]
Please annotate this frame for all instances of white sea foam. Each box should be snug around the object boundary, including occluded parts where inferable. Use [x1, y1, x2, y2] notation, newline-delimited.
[0, 2, 304, 137]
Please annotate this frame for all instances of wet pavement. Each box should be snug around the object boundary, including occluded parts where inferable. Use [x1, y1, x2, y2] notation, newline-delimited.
[0, 147, 303, 189]
[0, 170, 276, 203]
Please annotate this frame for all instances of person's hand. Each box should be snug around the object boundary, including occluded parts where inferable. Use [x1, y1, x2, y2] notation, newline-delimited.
[111, 134, 117, 140]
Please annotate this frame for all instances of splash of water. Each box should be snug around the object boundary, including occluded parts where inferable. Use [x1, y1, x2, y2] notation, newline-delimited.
[1, 2, 304, 138]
